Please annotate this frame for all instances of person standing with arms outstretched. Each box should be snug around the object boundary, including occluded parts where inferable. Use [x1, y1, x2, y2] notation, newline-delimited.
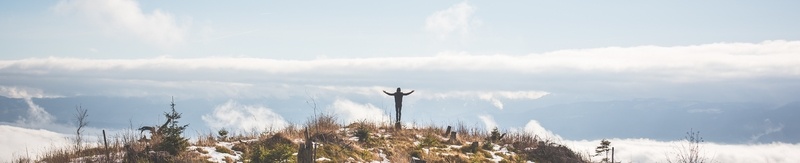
[383, 87, 414, 123]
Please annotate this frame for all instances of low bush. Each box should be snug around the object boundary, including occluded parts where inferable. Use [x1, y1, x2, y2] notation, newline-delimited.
[215, 145, 234, 155]
[250, 143, 296, 163]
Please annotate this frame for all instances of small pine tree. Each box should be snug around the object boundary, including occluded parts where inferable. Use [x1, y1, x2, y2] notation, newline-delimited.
[488, 127, 505, 143]
[218, 128, 229, 141]
[595, 139, 611, 162]
[156, 98, 189, 155]
[354, 126, 370, 143]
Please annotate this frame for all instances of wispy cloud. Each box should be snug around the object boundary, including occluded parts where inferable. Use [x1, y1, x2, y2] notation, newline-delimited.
[478, 115, 497, 132]
[328, 99, 390, 124]
[0, 86, 59, 127]
[314, 85, 548, 110]
[429, 91, 549, 109]
[0, 86, 61, 99]
[749, 119, 785, 143]
[202, 100, 289, 132]
[16, 98, 55, 127]
[53, 0, 189, 47]
[521, 120, 563, 141]
[425, 2, 479, 40]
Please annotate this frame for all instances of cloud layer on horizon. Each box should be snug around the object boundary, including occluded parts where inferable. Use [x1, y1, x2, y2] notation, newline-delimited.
[566, 138, 800, 163]
[1, 40, 798, 80]
[2, 40, 799, 115]
[511, 119, 800, 163]
[0, 125, 70, 163]
[1, 41, 798, 119]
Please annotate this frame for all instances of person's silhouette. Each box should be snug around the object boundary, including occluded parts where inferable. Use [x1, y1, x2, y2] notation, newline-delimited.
[383, 87, 414, 122]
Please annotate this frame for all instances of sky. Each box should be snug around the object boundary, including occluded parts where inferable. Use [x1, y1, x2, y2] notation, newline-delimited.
[2, 0, 800, 162]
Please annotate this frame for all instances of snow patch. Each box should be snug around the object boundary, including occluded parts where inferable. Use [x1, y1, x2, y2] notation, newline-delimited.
[188, 141, 241, 163]
[370, 149, 390, 163]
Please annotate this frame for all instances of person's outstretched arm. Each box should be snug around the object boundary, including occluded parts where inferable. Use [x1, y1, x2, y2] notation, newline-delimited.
[404, 90, 415, 95]
[383, 90, 394, 95]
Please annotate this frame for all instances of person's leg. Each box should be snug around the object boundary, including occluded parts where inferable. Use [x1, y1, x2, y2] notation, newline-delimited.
[395, 105, 402, 122]
[398, 106, 402, 122]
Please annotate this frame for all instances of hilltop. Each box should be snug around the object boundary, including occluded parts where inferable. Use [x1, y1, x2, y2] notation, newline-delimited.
[12, 113, 588, 163]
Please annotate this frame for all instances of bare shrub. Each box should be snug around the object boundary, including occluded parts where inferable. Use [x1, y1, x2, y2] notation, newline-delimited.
[307, 114, 340, 134]
[667, 129, 715, 163]
[504, 132, 537, 150]
[73, 105, 88, 152]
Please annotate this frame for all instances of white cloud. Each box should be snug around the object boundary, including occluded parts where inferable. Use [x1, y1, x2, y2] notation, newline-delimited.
[478, 115, 497, 132]
[477, 91, 549, 109]
[427, 91, 549, 109]
[278, 85, 548, 111]
[244, 85, 549, 110]
[95, 79, 256, 98]
[425, 1, 479, 40]
[0, 86, 60, 99]
[54, 0, 188, 47]
[314, 85, 548, 110]
[0, 125, 69, 163]
[202, 100, 289, 132]
[521, 120, 563, 141]
[329, 99, 390, 124]
[315, 85, 389, 97]
[16, 98, 56, 127]
[0, 86, 59, 127]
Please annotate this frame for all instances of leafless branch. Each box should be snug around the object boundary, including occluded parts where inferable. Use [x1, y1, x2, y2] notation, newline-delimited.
[74, 105, 88, 152]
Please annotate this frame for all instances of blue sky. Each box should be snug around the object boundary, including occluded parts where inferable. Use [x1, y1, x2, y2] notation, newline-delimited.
[2, 0, 800, 162]
[3, 1, 800, 59]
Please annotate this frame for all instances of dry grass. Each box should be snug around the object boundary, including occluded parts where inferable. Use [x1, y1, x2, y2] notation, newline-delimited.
[223, 156, 235, 163]
[279, 123, 303, 140]
[214, 145, 234, 155]
[12, 126, 212, 163]
[195, 132, 217, 147]
[307, 114, 340, 135]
